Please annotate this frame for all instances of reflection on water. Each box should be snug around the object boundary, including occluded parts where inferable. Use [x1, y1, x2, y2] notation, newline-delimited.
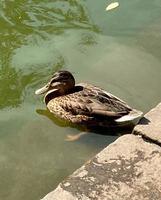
[0, 0, 161, 200]
[36, 108, 134, 137]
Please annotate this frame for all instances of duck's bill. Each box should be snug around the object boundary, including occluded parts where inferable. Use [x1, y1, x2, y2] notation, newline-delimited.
[35, 85, 49, 95]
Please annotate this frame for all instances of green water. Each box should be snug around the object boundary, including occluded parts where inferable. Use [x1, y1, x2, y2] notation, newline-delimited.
[0, 0, 161, 199]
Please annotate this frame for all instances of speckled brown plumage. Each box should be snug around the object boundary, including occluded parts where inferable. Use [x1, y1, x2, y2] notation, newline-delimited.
[46, 83, 132, 127]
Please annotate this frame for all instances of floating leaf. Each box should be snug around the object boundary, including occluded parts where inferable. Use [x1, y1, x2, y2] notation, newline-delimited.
[106, 2, 119, 11]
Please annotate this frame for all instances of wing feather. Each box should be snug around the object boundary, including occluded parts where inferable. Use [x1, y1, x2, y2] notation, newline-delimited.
[59, 83, 131, 118]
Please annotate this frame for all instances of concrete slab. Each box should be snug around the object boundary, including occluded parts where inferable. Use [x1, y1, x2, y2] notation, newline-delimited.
[42, 134, 161, 200]
[134, 103, 161, 144]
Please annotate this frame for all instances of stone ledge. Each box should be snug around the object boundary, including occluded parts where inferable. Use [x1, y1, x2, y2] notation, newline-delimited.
[134, 103, 161, 144]
[42, 134, 161, 200]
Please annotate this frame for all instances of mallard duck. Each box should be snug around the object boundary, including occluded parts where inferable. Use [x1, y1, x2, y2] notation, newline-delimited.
[35, 70, 143, 128]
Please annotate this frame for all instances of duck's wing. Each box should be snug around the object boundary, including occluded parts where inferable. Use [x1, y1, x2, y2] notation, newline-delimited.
[60, 83, 132, 118]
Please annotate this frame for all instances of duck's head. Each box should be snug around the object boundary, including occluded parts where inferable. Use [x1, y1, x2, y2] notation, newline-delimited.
[35, 70, 75, 102]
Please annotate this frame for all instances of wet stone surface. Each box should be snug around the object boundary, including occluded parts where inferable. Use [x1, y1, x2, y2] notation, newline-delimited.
[42, 134, 161, 200]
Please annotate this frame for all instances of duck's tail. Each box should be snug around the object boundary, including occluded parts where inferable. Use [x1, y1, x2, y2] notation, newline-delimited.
[115, 109, 143, 126]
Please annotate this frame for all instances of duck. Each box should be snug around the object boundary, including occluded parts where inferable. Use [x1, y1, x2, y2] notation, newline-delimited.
[35, 70, 143, 128]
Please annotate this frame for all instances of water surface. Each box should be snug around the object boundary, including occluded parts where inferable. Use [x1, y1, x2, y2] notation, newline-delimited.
[0, 0, 161, 199]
